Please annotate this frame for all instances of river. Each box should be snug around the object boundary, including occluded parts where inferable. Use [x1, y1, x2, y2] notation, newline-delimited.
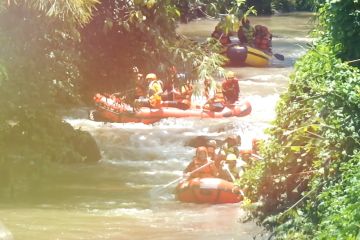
[0, 12, 314, 240]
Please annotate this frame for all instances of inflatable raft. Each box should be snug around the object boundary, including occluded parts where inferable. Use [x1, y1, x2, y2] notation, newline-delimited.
[175, 177, 243, 204]
[90, 94, 252, 124]
[225, 44, 271, 67]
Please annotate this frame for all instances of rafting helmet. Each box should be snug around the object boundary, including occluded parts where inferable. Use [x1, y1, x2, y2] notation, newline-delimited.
[207, 140, 217, 149]
[225, 71, 235, 79]
[241, 150, 252, 161]
[226, 134, 239, 146]
[226, 153, 237, 161]
[146, 73, 157, 80]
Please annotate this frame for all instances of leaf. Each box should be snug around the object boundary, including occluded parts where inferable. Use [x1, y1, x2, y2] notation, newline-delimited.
[291, 146, 301, 152]
[134, 0, 144, 5]
[146, 0, 156, 9]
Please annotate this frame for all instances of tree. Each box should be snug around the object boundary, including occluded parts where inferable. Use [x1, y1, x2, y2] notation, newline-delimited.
[0, 0, 100, 198]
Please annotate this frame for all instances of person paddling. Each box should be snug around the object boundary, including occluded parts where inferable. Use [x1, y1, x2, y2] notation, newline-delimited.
[222, 71, 240, 104]
[202, 82, 225, 112]
[184, 147, 218, 179]
[146, 73, 163, 108]
[219, 153, 244, 182]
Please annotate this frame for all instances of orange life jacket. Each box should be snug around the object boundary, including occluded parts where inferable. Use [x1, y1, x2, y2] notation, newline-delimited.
[181, 83, 193, 101]
[211, 29, 231, 45]
[186, 158, 215, 178]
[214, 87, 224, 103]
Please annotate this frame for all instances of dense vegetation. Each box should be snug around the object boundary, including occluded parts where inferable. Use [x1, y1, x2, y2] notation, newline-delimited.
[0, 1, 101, 199]
[240, 0, 360, 238]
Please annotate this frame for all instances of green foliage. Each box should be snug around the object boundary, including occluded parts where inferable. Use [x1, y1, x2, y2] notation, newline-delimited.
[314, 155, 360, 239]
[80, 0, 238, 96]
[271, 0, 317, 12]
[0, 5, 86, 107]
[240, 1, 360, 238]
[0, 1, 100, 199]
[240, 45, 360, 238]
[316, 0, 360, 65]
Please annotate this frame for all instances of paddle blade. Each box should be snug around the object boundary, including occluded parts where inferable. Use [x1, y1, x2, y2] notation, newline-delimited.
[274, 53, 285, 61]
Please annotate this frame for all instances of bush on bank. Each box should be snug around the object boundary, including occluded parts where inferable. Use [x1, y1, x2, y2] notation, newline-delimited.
[240, 0, 360, 237]
[240, 44, 360, 238]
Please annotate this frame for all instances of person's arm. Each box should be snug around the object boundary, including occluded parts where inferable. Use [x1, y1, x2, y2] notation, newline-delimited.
[210, 161, 218, 177]
[184, 160, 194, 173]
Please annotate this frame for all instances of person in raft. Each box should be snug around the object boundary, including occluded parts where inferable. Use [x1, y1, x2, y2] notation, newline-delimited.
[146, 73, 164, 108]
[254, 24, 272, 53]
[162, 66, 181, 101]
[219, 134, 241, 158]
[211, 23, 231, 46]
[219, 153, 243, 182]
[203, 78, 214, 100]
[180, 78, 193, 103]
[222, 71, 240, 104]
[183, 146, 218, 179]
[206, 139, 221, 168]
[202, 82, 226, 112]
[237, 17, 255, 46]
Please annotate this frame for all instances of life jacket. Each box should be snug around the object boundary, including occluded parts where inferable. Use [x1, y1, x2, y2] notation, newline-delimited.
[211, 29, 231, 45]
[181, 83, 193, 101]
[222, 79, 239, 93]
[214, 87, 224, 103]
[204, 84, 211, 99]
[148, 80, 163, 96]
[204, 87, 224, 112]
[254, 25, 272, 51]
[237, 25, 255, 45]
[191, 159, 216, 178]
[148, 80, 163, 107]
[222, 79, 239, 104]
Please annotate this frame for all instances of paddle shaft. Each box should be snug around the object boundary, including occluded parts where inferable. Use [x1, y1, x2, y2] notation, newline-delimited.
[251, 153, 264, 160]
[223, 164, 236, 182]
[223, 164, 245, 196]
[161, 160, 214, 189]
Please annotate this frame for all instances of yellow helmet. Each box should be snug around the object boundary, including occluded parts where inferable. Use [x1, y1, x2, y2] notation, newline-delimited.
[226, 71, 235, 79]
[146, 73, 157, 80]
[226, 153, 237, 161]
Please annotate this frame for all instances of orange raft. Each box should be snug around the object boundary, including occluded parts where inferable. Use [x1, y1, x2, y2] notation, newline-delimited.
[175, 177, 243, 204]
[90, 93, 252, 124]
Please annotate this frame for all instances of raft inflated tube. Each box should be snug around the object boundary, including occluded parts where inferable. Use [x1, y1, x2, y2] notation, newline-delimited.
[175, 177, 243, 204]
[226, 44, 271, 67]
[91, 94, 252, 124]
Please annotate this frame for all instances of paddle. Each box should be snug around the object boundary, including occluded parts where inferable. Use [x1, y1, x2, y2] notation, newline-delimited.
[222, 163, 245, 196]
[273, 53, 285, 61]
[153, 160, 214, 193]
[251, 153, 264, 160]
[222, 163, 236, 182]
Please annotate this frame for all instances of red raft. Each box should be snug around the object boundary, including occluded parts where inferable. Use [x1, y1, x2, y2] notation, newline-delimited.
[89, 93, 252, 124]
[175, 177, 243, 204]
